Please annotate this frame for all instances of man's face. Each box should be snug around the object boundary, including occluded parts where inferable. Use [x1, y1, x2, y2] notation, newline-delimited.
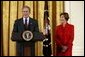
[22, 8, 30, 18]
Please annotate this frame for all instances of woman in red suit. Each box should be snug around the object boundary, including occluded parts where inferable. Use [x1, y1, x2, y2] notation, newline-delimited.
[54, 12, 74, 56]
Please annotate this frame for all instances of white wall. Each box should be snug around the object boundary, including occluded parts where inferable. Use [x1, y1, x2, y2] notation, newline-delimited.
[65, 1, 84, 56]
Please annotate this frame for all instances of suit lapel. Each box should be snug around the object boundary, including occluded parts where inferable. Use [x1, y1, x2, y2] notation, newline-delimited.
[29, 17, 34, 31]
[20, 18, 25, 31]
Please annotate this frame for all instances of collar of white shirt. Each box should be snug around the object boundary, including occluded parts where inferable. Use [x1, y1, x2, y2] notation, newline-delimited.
[23, 17, 29, 25]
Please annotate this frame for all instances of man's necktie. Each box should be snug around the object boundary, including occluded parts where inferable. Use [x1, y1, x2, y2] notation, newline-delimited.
[25, 18, 28, 29]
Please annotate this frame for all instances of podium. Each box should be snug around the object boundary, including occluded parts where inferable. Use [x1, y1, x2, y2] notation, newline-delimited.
[11, 31, 44, 56]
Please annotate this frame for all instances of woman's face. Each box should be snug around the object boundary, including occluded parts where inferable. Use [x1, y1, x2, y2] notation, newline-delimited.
[60, 15, 66, 24]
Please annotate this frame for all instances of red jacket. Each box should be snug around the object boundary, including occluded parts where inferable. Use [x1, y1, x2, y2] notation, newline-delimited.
[54, 23, 74, 56]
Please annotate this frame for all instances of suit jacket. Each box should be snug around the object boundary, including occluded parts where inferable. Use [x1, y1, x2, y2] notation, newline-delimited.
[11, 17, 40, 41]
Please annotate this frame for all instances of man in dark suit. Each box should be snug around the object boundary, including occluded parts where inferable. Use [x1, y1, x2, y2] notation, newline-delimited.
[11, 6, 39, 56]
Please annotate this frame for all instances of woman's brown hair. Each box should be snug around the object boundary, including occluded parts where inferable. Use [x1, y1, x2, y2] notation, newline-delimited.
[60, 12, 69, 21]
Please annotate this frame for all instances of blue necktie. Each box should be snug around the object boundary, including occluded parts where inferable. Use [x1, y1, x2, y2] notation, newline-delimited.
[25, 18, 27, 26]
[25, 18, 28, 29]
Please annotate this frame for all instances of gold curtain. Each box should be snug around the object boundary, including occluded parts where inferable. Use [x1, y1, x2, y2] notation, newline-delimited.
[2, 1, 64, 56]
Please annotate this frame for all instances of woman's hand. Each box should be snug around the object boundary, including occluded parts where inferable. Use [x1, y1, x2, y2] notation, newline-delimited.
[61, 45, 68, 52]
